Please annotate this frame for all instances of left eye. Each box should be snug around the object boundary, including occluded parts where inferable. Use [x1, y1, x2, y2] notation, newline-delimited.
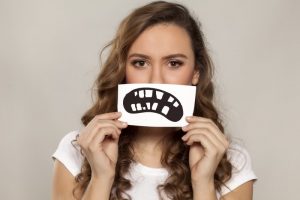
[169, 60, 183, 68]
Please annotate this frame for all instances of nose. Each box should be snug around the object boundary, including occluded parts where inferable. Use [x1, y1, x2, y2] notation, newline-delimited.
[149, 65, 164, 83]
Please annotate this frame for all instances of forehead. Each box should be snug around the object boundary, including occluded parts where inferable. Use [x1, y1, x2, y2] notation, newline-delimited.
[128, 23, 194, 58]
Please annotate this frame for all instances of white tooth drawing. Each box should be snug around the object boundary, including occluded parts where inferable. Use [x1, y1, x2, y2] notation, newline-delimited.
[146, 102, 150, 109]
[156, 91, 163, 99]
[161, 106, 170, 115]
[131, 104, 136, 111]
[136, 103, 142, 110]
[145, 89, 153, 97]
[173, 101, 179, 107]
[119, 84, 196, 126]
[168, 96, 174, 102]
[152, 102, 158, 110]
[139, 90, 144, 98]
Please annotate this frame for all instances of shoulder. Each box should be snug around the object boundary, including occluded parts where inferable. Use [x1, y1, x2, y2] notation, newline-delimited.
[52, 130, 84, 177]
[217, 140, 258, 198]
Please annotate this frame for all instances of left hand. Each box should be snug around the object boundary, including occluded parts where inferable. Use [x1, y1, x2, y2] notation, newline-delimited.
[181, 116, 229, 185]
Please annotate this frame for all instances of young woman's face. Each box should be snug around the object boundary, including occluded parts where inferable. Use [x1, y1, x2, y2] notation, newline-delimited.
[125, 23, 199, 85]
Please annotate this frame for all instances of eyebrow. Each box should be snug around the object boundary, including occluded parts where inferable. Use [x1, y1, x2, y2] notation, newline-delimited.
[127, 53, 188, 60]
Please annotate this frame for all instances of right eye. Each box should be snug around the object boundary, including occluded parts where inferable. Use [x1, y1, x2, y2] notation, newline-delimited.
[130, 60, 147, 68]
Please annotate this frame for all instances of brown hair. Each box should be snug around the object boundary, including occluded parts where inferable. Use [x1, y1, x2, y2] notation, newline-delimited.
[73, 1, 232, 199]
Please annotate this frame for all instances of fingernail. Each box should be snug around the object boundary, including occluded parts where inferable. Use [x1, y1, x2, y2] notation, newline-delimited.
[122, 122, 127, 127]
[186, 116, 192, 121]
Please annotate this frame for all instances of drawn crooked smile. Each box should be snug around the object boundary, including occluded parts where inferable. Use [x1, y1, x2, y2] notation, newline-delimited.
[123, 87, 183, 122]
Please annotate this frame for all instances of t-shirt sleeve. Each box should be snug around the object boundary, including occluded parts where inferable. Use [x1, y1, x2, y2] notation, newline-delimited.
[217, 141, 258, 198]
[52, 130, 84, 177]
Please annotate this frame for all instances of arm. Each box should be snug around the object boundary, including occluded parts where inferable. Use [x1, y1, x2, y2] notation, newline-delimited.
[182, 116, 255, 200]
[51, 160, 77, 200]
[192, 179, 254, 200]
[52, 160, 114, 200]
[81, 175, 114, 200]
[52, 113, 127, 200]
[192, 179, 218, 200]
[220, 180, 254, 200]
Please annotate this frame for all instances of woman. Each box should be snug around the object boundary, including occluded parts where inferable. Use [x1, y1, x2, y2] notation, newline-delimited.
[52, 1, 257, 199]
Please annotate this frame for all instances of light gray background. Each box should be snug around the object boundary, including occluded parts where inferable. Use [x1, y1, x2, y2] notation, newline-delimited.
[1, 0, 299, 199]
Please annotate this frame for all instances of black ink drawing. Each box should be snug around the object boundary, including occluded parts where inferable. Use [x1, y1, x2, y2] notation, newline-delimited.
[123, 87, 183, 122]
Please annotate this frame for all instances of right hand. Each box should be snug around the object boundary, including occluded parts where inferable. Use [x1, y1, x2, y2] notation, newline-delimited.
[77, 112, 128, 180]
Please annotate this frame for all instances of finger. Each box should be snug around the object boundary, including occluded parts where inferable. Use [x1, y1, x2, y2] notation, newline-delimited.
[185, 116, 219, 129]
[93, 119, 127, 130]
[83, 123, 120, 148]
[184, 117, 228, 145]
[78, 117, 126, 149]
[183, 129, 226, 152]
[182, 123, 228, 148]
[111, 119, 128, 129]
[93, 112, 123, 121]
[89, 127, 119, 153]
[185, 134, 219, 156]
[83, 112, 125, 137]
[88, 122, 121, 141]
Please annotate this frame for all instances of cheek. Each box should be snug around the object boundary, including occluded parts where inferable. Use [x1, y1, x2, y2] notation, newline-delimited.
[125, 66, 134, 83]
[125, 65, 147, 83]
[164, 68, 194, 84]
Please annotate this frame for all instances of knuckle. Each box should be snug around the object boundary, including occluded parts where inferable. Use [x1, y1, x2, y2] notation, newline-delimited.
[224, 141, 230, 149]
[87, 145, 96, 152]
[93, 115, 101, 121]
[208, 118, 213, 123]
[207, 119, 215, 125]
[199, 133, 206, 139]
[191, 134, 198, 139]
[100, 127, 108, 133]
[202, 128, 210, 134]
[94, 122, 103, 129]
[94, 114, 106, 121]
[220, 146, 226, 153]
[79, 142, 87, 150]
[211, 149, 218, 156]
[76, 137, 84, 146]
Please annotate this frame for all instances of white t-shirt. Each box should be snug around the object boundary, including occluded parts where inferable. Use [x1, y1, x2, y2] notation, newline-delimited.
[52, 130, 257, 199]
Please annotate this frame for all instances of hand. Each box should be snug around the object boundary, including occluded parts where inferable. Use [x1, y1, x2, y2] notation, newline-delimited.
[77, 112, 128, 180]
[181, 116, 229, 185]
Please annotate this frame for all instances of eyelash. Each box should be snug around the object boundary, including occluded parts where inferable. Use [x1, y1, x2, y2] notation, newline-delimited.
[169, 60, 183, 68]
[130, 59, 184, 69]
[130, 60, 147, 68]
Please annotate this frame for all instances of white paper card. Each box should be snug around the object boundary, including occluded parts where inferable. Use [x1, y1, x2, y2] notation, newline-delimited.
[117, 83, 196, 127]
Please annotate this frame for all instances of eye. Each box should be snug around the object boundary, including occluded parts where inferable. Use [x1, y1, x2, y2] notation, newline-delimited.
[169, 60, 183, 68]
[130, 59, 147, 68]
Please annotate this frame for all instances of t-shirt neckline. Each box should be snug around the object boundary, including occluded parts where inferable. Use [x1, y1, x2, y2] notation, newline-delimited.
[133, 162, 168, 176]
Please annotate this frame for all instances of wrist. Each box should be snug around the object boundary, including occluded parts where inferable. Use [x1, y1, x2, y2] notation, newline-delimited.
[82, 176, 115, 200]
[192, 178, 215, 190]
[192, 179, 216, 200]
[91, 175, 115, 188]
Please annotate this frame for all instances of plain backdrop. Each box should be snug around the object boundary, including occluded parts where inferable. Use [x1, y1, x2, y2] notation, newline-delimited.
[1, 0, 299, 199]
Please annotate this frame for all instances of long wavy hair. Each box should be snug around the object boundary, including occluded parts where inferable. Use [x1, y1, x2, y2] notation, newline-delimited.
[73, 1, 232, 199]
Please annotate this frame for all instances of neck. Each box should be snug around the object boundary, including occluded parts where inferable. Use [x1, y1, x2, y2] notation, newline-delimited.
[134, 126, 176, 149]
[131, 126, 178, 167]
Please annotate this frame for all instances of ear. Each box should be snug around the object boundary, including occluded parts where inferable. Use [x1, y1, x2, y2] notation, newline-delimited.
[192, 69, 200, 85]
